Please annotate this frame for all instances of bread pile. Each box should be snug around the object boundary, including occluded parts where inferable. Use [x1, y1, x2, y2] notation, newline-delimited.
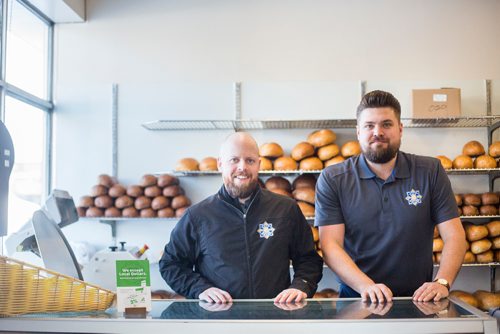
[450, 290, 500, 311]
[313, 288, 339, 298]
[433, 220, 500, 264]
[175, 157, 218, 171]
[437, 141, 499, 170]
[455, 192, 499, 217]
[77, 174, 191, 218]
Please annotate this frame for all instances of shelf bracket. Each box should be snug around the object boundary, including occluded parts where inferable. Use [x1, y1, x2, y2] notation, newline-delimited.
[100, 220, 117, 245]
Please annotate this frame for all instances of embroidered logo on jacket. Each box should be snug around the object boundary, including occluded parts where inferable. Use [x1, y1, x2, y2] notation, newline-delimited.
[405, 189, 423, 206]
[257, 222, 275, 239]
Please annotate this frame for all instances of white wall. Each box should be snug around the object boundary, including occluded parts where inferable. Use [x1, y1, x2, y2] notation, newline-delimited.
[52, 0, 500, 291]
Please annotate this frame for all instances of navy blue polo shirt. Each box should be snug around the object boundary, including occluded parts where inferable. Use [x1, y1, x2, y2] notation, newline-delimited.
[315, 151, 458, 296]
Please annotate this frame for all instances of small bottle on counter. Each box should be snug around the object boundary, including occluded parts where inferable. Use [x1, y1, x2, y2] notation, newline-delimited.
[134, 244, 149, 259]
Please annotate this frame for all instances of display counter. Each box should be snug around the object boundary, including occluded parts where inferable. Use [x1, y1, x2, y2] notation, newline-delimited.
[0, 297, 497, 334]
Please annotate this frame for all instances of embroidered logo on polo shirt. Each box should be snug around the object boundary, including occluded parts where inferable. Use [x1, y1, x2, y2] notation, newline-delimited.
[257, 221, 275, 239]
[405, 189, 423, 206]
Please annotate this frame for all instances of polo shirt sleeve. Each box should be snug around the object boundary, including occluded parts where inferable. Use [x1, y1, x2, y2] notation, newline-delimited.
[430, 160, 459, 225]
[314, 169, 346, 227]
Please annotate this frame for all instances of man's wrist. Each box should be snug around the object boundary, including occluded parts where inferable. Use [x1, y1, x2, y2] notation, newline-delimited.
[433, 278, 450, 291]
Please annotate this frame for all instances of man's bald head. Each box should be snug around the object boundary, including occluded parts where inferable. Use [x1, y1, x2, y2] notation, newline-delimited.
[218, 132, 260, 201]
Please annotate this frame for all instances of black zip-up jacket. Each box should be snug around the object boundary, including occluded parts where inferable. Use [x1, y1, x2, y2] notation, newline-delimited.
[159, 186, 323, 299]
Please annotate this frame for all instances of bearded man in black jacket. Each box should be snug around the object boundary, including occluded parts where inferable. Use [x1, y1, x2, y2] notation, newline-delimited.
[160, 132, 323, 303]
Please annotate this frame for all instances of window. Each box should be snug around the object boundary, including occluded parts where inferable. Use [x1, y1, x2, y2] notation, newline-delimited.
[0, 0, 53, 247]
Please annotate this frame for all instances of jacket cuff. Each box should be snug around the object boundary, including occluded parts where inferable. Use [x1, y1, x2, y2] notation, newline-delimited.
[290, 278, 316, 298]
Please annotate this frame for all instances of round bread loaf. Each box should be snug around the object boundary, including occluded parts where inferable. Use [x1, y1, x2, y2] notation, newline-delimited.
[311, 226, 319, 243]
[480, 205, 498, 216]
[171, 195, 191, 209]
[140, 174, 157, 187]
[317, 144, 340, 161]
[199, 157, 218, 171]
[291, 142, 315, 161]
[297, 201, 315, 217]
[474, 155, 497, 169]
[463, 140, 485, 157]
[473, 290, 500, 311]
[486, 220, 500, 237]
[292, 174, 317, 190]
[436, 155, 453, 169]
[104, 207, 121, 218]
[258, 178, 265, 188]
[341, 141, 361, 158]
[307, 129, 336, 148]
[488, 141, 500, 158]
[127, 185, 144, 198]
[144, 185, 162, 198]
[492, 236, 500, 250]
[86, 207, 104, 217]
[454, 194, 463, 206]
[274, 156, 298, 171]
[433, 226, 439, 238]
[476, 250, 494, 263]
[478, 155, 498, 169]
[158, 207, 175, 218]
[481, 192, 499, 205]
[464, 224, 489, 241]
[325, 155, 345, 167]
[108, 184, 126, 198]
[268, 188, 293, 198]
[79, 196, 94, 208]
[463, 194, 481, 206]
[470, 239, 492, 254]
[433, 238, 444, 252]
[259, 157, 273, 171]
[134, 196, 152, 210]
[265, 176, 292, 193]
[452, 155, 474, 169]
[140, 208, 157, 218]
[463, 251, 476, 263]
[151, 196, 170, 210]
[122, 207, 139, 218]
[90, 184, 108, 197]
[157, 174, 179, 188]
[175, 206, 188, 218]
[115, 195, 134, 209]
[462, 205, 479, 216]
[496, 250, 500, 262]
[299, 157, 323, 170]
[97, 174, 115, 188]
[76, 207, 87, 217]
[175, 158, 199, 171]
[293, 188, 315, 205]
[94, 195, 113, 209]
[465, 239, 470, 250]
[259, 142, 284, 158]
[449, 290, 479, 308]
[163, 185, 184, 197]
[434, 252, 442, 263]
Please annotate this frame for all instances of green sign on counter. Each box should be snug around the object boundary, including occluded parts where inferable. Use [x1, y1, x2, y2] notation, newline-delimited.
[116, 260, 151, 312]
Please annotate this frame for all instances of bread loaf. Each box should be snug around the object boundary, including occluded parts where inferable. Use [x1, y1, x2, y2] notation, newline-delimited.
[151, 196, 170, 210]
[86, 207, 104, 217]
[317, 144, 340, 161]
[158, 207, 175, 218]
[436, 155, 453, 169]
[259, 157, 273, 171]
[476, 250, 494, 263]
[127, 185, 144, 198]
[299, 157, 323, 170]
[341, 141, 361, 158]
[492, 236, 500, 250]
[157, 174, 179, 187]
[115, 195, 134, 209]
[90, 185, 108, 197]
[433, 238, 444, 252]
[104, 207, 121, 218]
[292, 174, 317, 190]
[76, 207, 87, 217]
[79, 196, 94, 208]
[122, 207, 139, 218]
[265, 176, 292, 193]
[486, 220, 500, 237]
[134, 196, 152, 210]
[175, 206, 188, 218]
[463, 251, 476, 263]
[452, 155, 474, 169]
[97, 174, 115, 188]
[481, 192, 499, 205]
[259, 142, 284, 158]
[293, 188, 315, 205]
[108, 184, 126, 198]
[324, 155, 345, 167]
[463, 194, 481, 206]
[464, 224, 489, 241]
[144, 185, 162, 198]
[488, 141, 500, 158]
[449, 290, 479, 308]
[140, 208, 157, 218]
[463, 140, 485, 157]
[307, 129, 336, 148]
[454, 194, 463, 206]
[199, 157, 218, 171]
[297, 201, 315, 217]
[462, 205, 479, 216]
[274, 156, 298, 170]
[163, 185, 184, 197]
[479, 205, 498, 216]
[140, 174, 157, 187]
[175, 158, 199, 171]
[474, 155, 497, 169]
[473, 290, 500, 311]
[171, 195, 191, 209]
[94, 195, 113, 209]
[470, 239, 492, 254]
[291, 142, 315, 161]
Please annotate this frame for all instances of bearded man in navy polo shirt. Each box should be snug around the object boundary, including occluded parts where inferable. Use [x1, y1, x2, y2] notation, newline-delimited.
[315, 90, 466, 303]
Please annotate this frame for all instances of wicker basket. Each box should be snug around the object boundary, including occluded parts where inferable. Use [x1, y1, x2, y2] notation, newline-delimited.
[0, 255, 115, 316]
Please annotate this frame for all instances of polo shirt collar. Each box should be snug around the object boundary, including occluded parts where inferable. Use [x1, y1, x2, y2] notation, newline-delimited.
[358, 151, 410, 180]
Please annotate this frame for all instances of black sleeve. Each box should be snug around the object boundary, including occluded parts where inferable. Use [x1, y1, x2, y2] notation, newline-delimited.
[159, 210, 214, 299]
[289, 203, 324, 297]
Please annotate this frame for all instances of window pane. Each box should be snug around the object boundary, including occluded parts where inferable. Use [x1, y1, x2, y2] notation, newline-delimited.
[6, 0, 48, 98]
[4, 97, 45, 235]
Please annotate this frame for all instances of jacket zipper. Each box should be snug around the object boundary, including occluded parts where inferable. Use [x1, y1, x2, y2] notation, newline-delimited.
[218, 191, 260, 298]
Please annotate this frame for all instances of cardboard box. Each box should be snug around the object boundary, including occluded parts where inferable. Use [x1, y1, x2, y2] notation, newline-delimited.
[412, 88, 461, 118]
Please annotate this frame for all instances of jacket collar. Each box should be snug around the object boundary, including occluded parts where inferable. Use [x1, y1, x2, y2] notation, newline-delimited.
[218, 183, 261, 211]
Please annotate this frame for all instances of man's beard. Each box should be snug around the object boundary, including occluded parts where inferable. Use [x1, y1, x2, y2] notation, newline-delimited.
[225, 177, 258, 199]
[363, 139, 400, 164]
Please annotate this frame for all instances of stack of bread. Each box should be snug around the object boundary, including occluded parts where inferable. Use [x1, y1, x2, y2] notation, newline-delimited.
[260, 129, 361, 171]
[77, 174, 191, 219]
[437, 140, 499, 170]
[433, 220, 500, 264]
[175, 157, 218, 171]
[455, 192, 499, 217]
[450, 290, 500, 311]
[313, 288, 339, 298]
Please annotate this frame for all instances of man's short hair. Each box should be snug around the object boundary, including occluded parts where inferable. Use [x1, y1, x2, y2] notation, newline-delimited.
[356, 90, 401, 122]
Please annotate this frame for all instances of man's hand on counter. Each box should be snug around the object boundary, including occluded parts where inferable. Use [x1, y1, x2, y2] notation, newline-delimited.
[273, 288, 307, 303]
[412, 282, 449, 302]
[198, 287, 233, 303]
[274, 300, 307, 311]
[198, 301, 233, 312]
[360, 283, 393, 303]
